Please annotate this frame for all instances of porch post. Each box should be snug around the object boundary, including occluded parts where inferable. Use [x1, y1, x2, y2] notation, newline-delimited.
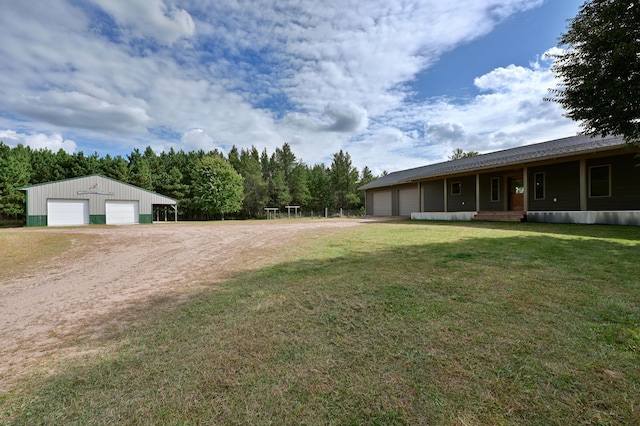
[580, 159, 587, 210]
[443, 178, 448, 212]
[475, 173, 480, 213]
[523, 167, 528, 212]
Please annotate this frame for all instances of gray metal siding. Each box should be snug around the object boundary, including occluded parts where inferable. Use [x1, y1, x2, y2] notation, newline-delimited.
[398, 185, 420, 216]
[528, 162, 580, 211]
[587, 154, 640, 210]
[423, 180, 444, 212]
[24, 175, 176, 217]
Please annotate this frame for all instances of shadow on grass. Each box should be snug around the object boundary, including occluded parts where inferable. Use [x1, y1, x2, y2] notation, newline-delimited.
[3, 228, 640, 425]
[373, 217, 640, 242]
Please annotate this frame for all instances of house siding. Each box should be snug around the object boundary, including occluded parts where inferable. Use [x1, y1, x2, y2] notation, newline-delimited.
[479, 173, 504, 211]
[528, 161, 581, 211]
[365, 191, 373, 215]
[447, 175, 476, 212]
[361, 136, 640, 225]
[423, 180, 444, 212]
[587, 154, 640, 210]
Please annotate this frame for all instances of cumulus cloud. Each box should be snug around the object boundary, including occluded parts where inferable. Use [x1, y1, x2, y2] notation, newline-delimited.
[180, 128, 225, 153]
[91, 0, 195, 44]
[0, 0, 580, 173]
[14, 91, 150, 134]
[319, 102, 369, 132]
[424, 122, 467, 143]
[0, 130, 77, 153]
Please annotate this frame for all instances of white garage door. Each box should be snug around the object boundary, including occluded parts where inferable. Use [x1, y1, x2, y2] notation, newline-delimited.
[106, 201, 139, 225]
[399, 188, 419, 216]
[47, 199, 89, 226]
[372, 191, 392, 216]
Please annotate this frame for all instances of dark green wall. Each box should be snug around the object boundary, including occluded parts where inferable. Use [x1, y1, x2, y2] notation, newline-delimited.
[587, 154, 640, 210]
[528, 161, 581, 211]
[90, 215, 106, 225]
[26, 215, 47, 227]
[423, 180, 444, 212]
[447, 175, 476, 212]
[479, 173, 504, 211]
[140, 214, 153, 224]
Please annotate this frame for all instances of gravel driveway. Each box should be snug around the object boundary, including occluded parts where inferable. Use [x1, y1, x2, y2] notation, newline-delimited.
[1, 218, 378, 390]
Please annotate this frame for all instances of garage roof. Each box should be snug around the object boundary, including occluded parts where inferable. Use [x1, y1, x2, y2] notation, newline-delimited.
[19, 174, 178, 205]
[360, 134, 628, 190]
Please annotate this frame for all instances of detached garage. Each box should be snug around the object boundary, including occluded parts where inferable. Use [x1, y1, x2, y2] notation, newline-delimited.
[19, 175, 177, 227]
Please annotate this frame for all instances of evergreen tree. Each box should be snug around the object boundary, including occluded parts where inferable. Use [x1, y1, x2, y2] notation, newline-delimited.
[30, 148, 65, 184]
[328, 150, 360, 210]
[101, 154, 130, 182]
[0, 143, 31, 220]
[306, 164, 332, 213]
[128, 148, 154, 190]
[357, 166, 377, 208]
[236, 147, 268, 217]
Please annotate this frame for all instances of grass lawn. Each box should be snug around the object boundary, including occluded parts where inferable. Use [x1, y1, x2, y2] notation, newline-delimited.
[1, 221, 639, 425]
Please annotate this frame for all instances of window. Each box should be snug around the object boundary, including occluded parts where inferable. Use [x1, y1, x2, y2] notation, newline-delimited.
[451, 182, 461, 195]
[534, 173, 545, 200]
[490, 177, 499, 202]
[589, 165, 611, 197]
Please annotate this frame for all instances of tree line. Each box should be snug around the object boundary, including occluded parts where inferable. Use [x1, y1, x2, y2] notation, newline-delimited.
[0, 141, 379, 221]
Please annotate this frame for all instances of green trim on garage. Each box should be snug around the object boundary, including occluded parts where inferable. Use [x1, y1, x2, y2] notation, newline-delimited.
[90, 215, 106, 225]
[26, 215, 48, 227]
[139, 214, 153, 224]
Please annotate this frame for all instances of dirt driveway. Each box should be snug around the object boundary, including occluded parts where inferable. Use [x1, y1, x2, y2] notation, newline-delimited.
[1, 218, 379, 391]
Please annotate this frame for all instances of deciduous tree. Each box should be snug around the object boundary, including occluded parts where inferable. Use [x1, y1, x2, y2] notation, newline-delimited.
[193, 155, 244, 219]
[548, 0, 640, 145]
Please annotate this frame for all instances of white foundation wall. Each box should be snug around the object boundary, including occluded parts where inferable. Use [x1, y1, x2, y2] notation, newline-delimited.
[411, 212, 476, 221]
[527, 211, 640, 226]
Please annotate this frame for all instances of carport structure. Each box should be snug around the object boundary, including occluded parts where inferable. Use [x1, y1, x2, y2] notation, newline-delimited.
[19, 174, 177, 226]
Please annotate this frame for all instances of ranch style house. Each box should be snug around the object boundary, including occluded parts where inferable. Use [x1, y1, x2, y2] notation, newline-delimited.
[360, 135, 640, 226]
[19, 174, 178, 226]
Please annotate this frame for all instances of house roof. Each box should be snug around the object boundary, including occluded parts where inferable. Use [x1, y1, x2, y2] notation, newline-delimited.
[360, 134, 629, 190]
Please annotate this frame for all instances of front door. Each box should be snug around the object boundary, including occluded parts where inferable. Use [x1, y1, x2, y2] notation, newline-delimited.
[508, 176, 524, 211]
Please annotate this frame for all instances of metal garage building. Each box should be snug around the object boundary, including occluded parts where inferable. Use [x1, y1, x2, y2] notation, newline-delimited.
[19, 174, 178, 226]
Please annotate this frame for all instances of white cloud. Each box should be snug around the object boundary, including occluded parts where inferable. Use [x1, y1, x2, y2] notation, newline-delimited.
[346, 50, 580, 172]
[322, 102, 369, 133]
[425, 122, 467, 143]
[0, 130, 77, 153]
[91, 0, 195, 44]
[14, 90, 150, 134]
[0, 0, 579, 173]
[180, 128, 224, 153]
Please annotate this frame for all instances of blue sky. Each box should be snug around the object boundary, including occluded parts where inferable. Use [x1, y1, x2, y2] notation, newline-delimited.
[0, 0, 584, 174]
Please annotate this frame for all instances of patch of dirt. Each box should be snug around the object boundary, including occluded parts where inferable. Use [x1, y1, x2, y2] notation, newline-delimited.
[0, 218, 384, 391]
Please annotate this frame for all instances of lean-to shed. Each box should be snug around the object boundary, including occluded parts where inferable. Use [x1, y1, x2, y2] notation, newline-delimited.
[19, 174, 178, 226]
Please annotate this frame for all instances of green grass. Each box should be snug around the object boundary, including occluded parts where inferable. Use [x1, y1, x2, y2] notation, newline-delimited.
[2, 221, 639, 425]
